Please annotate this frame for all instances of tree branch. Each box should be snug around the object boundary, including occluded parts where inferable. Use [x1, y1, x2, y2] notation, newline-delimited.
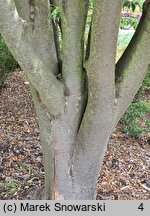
[115, 0, 150, 123]
[13, 0, 61, 77]
[71, 0, 123, 195]
[13, 0, 30, 21]
[0, 0, 65, 115]
[78, 0, 123, 137]
[60, 0, 89, 97]
[86, 0, 123, 109]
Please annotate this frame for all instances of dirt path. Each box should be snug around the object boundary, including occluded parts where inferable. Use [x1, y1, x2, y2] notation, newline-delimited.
[0, 70, 150, 199]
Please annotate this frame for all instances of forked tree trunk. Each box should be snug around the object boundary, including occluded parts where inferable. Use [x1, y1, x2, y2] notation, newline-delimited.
[31, 83, 113, 200]
[0, 0, 150, 200]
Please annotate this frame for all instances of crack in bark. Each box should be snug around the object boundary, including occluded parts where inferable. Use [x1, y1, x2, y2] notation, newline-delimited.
[28, 0, 35, 31]
[50, 0, 62, 76]
[53, 149, 56, 199]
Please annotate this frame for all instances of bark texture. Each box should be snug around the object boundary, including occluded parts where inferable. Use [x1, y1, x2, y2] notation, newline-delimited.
[0, 0, 150, 199]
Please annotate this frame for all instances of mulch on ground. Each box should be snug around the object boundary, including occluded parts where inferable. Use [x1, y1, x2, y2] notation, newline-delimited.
[0, 69, 150, 200]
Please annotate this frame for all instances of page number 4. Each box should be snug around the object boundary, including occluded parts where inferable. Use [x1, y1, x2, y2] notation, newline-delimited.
[138, 203, 144, 211]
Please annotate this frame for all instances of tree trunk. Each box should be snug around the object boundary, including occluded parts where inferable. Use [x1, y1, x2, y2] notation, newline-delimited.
[31, 84, 113, 200]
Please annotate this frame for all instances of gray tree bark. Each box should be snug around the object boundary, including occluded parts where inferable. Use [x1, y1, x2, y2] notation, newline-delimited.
[0, 0, 150, 199]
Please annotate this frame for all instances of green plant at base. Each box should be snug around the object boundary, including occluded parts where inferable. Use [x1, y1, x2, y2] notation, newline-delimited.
[0, 34, 17, 87]
[121, 64, 150, 139]
[134, 69, 150, 100]
[0, 178, 20, 197]
[142, 69, 150, 88]
[121, 98, 150, 139]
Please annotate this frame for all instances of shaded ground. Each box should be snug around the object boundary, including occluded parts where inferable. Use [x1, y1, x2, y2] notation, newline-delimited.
[0, 69, 150, 200]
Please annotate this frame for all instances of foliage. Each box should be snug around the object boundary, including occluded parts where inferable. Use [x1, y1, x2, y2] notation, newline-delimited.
[142, 69, 150, 88]
[0, 34, 17, 86]
[120, 15, 139, 30]
[123, 0, 144, 12]
[89, 0, 94, 8]
[50, 3, 61, 24]
[0, 178, 20, 197]
[120, 0, 144, 29]
[121, 69, 150, 138]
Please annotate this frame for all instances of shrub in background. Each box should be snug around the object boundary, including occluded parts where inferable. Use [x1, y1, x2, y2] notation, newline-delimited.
[120, 0, 144, 29]
[121, 69, 150, 138]
[0, 34, 17, 87]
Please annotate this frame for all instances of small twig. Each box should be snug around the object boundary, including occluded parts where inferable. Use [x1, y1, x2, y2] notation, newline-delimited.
[140, 183, 150, 191]
[120, 186, 129, 191]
